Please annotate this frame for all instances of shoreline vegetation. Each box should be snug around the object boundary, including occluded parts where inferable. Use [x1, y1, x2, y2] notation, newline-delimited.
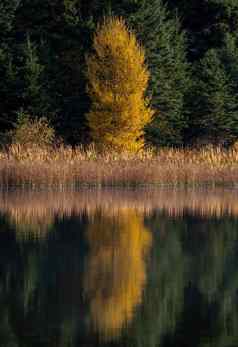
[2, 3, 238, 181]
[0, 144, 238, 188]
[1, 14, 238, 188]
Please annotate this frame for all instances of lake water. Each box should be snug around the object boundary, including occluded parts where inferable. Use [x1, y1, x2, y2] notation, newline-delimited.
[0, 188, 238, 347]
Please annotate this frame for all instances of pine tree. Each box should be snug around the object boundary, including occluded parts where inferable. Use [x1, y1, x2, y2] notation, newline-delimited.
[0, 0, 20, 36]
[22, 36, 51, 117]
[221, 33, 238, 89]
[0, 0, 21, 133]
[86, 17, 153, 151]
[63, 0, 80, 26]
[167, 0, 238, 61]
[189, 49, 238, 145]
[130, 0, 190, 146]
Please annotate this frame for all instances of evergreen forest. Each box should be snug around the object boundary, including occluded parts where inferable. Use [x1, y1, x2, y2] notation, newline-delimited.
[1, 0, 238, 147]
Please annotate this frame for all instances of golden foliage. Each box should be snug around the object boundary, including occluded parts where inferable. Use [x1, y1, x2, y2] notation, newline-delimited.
[86, 17, 154, 152]
[84, 209, 152, 340]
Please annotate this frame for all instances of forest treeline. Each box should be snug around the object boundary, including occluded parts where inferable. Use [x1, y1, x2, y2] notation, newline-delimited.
[1, 0, 238, 147]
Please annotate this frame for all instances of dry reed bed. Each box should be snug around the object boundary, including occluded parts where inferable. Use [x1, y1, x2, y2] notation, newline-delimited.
[0, 144, 238, 187]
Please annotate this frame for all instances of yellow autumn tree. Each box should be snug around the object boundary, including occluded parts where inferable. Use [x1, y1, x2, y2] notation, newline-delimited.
[86, 17, 154, 152]
[84, 209, 152, 340]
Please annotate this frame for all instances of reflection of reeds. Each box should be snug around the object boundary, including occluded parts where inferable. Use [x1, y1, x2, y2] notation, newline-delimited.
[7, 209, 54, 240]
[0, 188, 238, 237]
[0, 144, 238, 186]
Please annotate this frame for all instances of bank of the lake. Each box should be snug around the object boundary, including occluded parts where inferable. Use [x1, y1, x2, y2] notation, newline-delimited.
[0, 144, 238, 188]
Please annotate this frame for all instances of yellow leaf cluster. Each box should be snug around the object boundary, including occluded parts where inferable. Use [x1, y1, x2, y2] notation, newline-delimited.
[86, 17, 154, 152]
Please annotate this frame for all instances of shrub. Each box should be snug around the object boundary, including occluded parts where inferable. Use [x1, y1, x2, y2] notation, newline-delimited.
[11, 111, 55, 147]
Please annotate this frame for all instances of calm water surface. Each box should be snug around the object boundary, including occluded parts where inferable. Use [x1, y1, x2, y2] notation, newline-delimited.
[0, 188, 238, 347]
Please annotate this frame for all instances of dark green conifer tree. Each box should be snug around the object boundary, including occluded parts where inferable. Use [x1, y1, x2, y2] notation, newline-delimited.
[0, 0, 20, 36]
[0, 0, 21, 134]
[188, 49, 238, 145]
[130, 0, 190, 146]
[167, 0, 238, 61]
[22, 36, 49, 117]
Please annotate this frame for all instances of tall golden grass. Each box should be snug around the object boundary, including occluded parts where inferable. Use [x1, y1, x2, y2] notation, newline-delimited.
[0, 143, 238, 187]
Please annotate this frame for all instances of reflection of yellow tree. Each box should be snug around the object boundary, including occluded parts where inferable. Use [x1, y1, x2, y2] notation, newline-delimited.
[84, 209, 152, 340]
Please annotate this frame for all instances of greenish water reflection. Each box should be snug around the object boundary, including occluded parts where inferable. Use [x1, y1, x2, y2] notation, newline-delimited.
[0, 189, 238, 347]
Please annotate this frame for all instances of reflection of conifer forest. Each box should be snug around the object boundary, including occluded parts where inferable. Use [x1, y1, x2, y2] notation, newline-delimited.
[0, 202, 238, 346]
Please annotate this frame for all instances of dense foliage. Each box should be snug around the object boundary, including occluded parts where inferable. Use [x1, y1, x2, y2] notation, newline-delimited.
[86, 18, 153, 151]
[0, 0, 238, 146]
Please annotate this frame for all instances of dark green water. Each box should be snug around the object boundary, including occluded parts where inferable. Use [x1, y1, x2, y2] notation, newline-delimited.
[0, 189, 238, 347]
